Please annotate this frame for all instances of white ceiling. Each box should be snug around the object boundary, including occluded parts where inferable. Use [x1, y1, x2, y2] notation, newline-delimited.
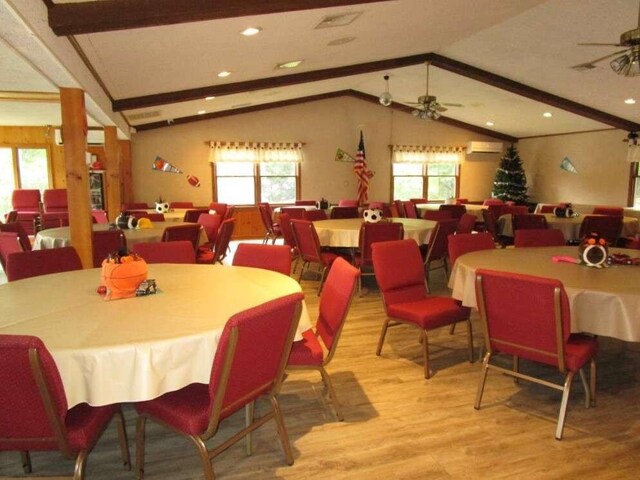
[1, 0, 639, 139]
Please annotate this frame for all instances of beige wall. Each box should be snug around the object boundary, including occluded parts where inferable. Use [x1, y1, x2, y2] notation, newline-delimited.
[519, 129, 631, 206]
[130, 96, 505, 206]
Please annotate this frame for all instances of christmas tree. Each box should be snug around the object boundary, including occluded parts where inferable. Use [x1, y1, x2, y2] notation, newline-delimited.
[492, 145, 528, 203]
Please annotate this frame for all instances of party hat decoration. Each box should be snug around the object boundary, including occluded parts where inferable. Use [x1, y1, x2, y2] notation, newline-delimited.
[560, 157, 578, 173]
[152, 156, 182, 174]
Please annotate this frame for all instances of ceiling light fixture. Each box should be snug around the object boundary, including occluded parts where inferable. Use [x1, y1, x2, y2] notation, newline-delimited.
[315, 12, 362, 29]
[275, 60, 302, 69]
[205, 96, 215, 101]
[610, 46, 640, 76]
[543, 112, 553, 118]
[217, 71, 231, 78]
[241, 27, 262, 36]
[486, 121, 494, 126]
[379, 75, 392, 106]
[328, 36, 356, 46]
[197, 110, 206, 115]
[625, 98, 637, 104]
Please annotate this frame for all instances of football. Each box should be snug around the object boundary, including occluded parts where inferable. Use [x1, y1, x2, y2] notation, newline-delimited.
[363, 208, 383, 223]
[187, 175, 200, 187]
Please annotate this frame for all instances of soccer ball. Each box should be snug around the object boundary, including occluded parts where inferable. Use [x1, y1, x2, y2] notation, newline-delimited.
[155, 202, 169, 213]
[363, 208, 383, 223]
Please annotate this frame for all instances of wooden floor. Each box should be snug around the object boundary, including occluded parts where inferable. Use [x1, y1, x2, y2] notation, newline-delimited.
[2, 241, 640, 478]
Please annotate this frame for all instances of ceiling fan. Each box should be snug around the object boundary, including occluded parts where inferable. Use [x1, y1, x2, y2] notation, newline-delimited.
[572, 1, 640, 76]
[408, 62, 462, 120]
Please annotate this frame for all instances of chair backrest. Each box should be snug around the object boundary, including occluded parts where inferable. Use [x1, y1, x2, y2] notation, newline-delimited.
[368, 201, 386, 209]
[258, 204, 276, 234]
[512, 213, 548, 231]
[11, 189, 41, 212]
[402, 201, 418, 218]
[92, 230, 126, 267]
[0, 232, 23, 271]
[0, 334, 72, 454]
[161, 224, 201, 250]
[42, 189, 68, 213]
[208, 202, 228, 219]
[481, 209, 499, 241]
[338, 199, 358, 207]
[502, 205, 529, 216]
[388, 203, 400, 218]
[579, 215, 623, 245]
[447, 232, 495, 268]
[6, 247, 82, 282]
[592, 206, 623, 216]
[371, 239, 426, 308]
[295, 200, 317, 206]
[91, 210, 109, 224]
[393, 200, 406, 218]
[358, 222, 404, 268]
[122, 202, 149, 210]
[439, 204, 466, 220]
[316, 257, 359, 358]
[197, 213, 222, 244]
[483, 198, 504, 206]
[304, 209, 328, 221]
[183, 209, 209, 222]
[455, 198, 469, 205]
[456, 213, 477, 234]
[278, 213, 297, 249]
[424, 219, 458, 264]
[330, 206, 359, 219]
[514, 228, 566, 248]
[169, 201, 194, 208]
[145, 213, 166, 222]
[0, 222, 31, 251]
[280, 207, 307, 220]
[422, 210, 453, 221]
[290, 219, 324, 265]
[475, 269, 570, 371]
[212, 218, 236, 264]
[206, 293, 304, 432]
[232, 243, 292, 275]
[132, 240, 196, 264]
[409, 198, 427, 204]
[40, 212, 69, 230]
[487, 204, 505, 219]
[539, 204, 562, 213]
[223, 205, 235, 220]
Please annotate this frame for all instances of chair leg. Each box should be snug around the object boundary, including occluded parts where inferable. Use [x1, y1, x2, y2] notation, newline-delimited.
[513, 355, 520, 384]
[73, 449, 88, 480]
[269, 396, 294, 466]
[422, 330, 431, 379]
[465, 319, 474, 363]
[319, 366, 344, 421]
[297, 261, 308, 283]
[135, 416, 147, 480]
[317, 266, 328, 296]
[590, 357, 597, 407]
[187, 435, 215, 480]
[578, 368, 591, 409]
[376, 318, 390, 356]
[474, 352, 491, 409]
[245, 401, 255, 455]
[555, 371, 575, 440]
[20, 451, 31, 473]
[449, 323, 456, 335]
[115, 409, 132, 469]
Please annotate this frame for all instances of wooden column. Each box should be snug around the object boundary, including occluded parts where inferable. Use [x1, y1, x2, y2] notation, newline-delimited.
[60, 87, 93, 268]
[104, 126, 122, 221]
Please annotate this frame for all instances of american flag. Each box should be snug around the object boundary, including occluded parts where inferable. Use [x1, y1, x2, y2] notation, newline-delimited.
[353, 131, 374, 205]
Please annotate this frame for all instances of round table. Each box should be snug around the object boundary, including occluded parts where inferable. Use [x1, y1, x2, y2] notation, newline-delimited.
[33, 222, 203, 249]
[0, 264, 311, 407]
[448, 246, 640, 341]
[417, 203, 487, 221]
[313, 218, 436, 247]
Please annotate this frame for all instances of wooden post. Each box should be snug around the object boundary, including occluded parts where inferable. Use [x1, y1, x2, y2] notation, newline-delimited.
[104, 126, 122, 221]
[60, 87, 93, 269]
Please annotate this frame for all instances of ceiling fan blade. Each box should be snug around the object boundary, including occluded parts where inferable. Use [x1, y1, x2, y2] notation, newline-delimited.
[578, 42, 624, 46]
[441, 102, 463, 108]
[571, 49, 630, 69]
[434, 105, 448, 112]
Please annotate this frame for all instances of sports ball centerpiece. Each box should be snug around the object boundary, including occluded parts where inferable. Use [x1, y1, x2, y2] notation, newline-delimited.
[363, 208, 384, 223]
[100, 252, 148, 300]
[553, 203, 576, 218]
[578, 232, 608, 268]
[155, 197, 170, 213]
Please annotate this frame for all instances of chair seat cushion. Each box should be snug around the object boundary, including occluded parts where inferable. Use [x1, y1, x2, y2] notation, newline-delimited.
[196, 249, 214, 264]
[564, 334, 598, 372]
[387, 296, 470, 330]
[136, 383, 210, 436]
[66, 403, 119, 452]
[287, 328, 324, 366]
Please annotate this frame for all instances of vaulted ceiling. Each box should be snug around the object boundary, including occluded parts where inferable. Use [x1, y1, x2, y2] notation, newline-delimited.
[1, 0, 639, 141]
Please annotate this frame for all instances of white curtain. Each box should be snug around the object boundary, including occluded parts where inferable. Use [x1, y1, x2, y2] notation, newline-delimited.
[392, 145, 465, 163]
[209, 141, 303, 163]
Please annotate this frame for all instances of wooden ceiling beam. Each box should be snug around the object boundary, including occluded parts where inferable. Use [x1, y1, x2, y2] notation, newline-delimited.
[47, 0, 393, 36]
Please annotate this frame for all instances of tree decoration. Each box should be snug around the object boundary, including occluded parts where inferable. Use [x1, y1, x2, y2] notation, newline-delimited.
[492, 145, 528, 203]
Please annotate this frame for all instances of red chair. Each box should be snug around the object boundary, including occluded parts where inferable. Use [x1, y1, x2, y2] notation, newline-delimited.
[6, 247, 83, 282]
[353, 222, 404, 295]
[0, 232, 22, 271]
[276, 213, 299, 271]
[183, 208, 209, 222]
[439, 204, 466, 221]
[402, 201, 418, 218]
[422, 210, 453, 221]
[40, 212, 70, 230]
[290, 219, 342, 295]
[502, 205, 529, 216]
[304, 209, 328, 221]
[393, 200, 406, 218]
[208, 202, 228, 219]
[280, 207, 307, 219]
[514, 228, 566, 248]
[161, 224, 201, 251]
[539, 204, 563, 213]
[169, 201, 194, 208]
[0, 334, 131, 478]
[422, 219, 458, 289]
[483, 199, 504, 206]
[42, 188, 68, 213]
[482, 208, 510, 247]
[0, 221, 32, 251]
[91, 210, 109, 224]
[258, 203, 281, 244]
[371, 239, 473, 379]
[368, 201, 387, 209]
[197, 213, 222, 249]
[338, 199, 358, 207]
[287, 258, 359, 420]
[295, 199, 317, 206]
[456, 213, 477, 234]
[330, 206, 359, 219]
[223, 205, 235, 220]
[145, 213, 166, 222]
[11, 189, 41, 213]
[409, 198, 428, 204]
[134, 292, 304, 479]
[447, 232, 496, 269]
[197, 218, 235, 264]
[592, 206, 623, 216]
[122, 202, 150, 210]
[455, 198, 469, 205]
[578, 215, 623, 245]
[132, 240, 196, 264]
[474, 269, 597, 440]
[512, 213, 548, 231]
[388, 203, 400, 217]
[232, 243, 292, 276]
[92, 229, 126, 267]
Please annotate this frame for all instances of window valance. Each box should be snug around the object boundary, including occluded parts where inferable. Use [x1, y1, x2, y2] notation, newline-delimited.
[391, 145, 465, 164]
[208, 141, 304, 163]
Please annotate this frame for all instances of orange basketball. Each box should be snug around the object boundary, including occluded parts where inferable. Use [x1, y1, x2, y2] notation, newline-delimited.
[101, 258, 148, 300]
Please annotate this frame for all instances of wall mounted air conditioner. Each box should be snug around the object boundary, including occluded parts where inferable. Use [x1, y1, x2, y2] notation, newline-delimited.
[54, 128, 105, 146]
[466, 141, 503, 154]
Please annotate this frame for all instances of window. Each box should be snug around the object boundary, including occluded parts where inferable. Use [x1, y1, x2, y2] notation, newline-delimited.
[0, 146, 51, 217]
[210, 141, 302, 205]
[633, 162, 640, 208]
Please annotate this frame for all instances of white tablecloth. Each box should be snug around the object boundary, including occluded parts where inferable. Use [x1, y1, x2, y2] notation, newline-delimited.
[0, 264, 311, 407]
[448, 246, 640, 341]
[313, 218, 436, 247]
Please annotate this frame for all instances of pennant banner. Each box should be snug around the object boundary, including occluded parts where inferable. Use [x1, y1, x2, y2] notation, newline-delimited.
[335, 148, 355, 162]
[560, 157, 578, 173]
[152, 156, 182, 174]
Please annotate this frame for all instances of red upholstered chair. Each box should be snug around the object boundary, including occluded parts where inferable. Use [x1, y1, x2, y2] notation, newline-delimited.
[409, 198, 428, 204]
[474, 269, 598, 440]
[196, 213, 222, 249]
[514, 228, 566, 248]
[40, 212, 70, 230]
[6, 247, 82, 282]
[169, 201, 194, 208]
[0, 232, 23, 271]
[592, 206, 623, 216]
[422, 210, 453, 221]
[422, 219, 458, 289]
[483, 198, 504, 206]
[512, 213, 548, 231]
[145, 213, 166, 222]
[455, 198, 469, 205]
[578, 215, 623, 245]
[295, 199, 317, 206]
[223, 205, 235, 220]
[338, 199, 358, 207]
[402, 201, 418, 218]
[368, 201, 387, 209]
[132, 240, 196, 264]
[42, 188, 68, 213]
[91, 210, 109, 224]
[280, 207, 307, 219]
[290, 219, 342, 295]
[0, 334, 131, 478]
[11, 189, 41, 213]
[135, 292, 304, 479]
[502, 205, 529, 216]
[456, 213, 477, 234]
[354, 222, 404, 295]
[371, 239, 473, 379]
[447, 232, 496, 269]
[161, 223, 201, 251]
[304, 209, 328, 221]
[330, 206, 359, 219]
[539, 204, 563, 213]
[439, 204, 466, 221]
[122, 202, 149, 210]
[92, 229, 126, 267]
[183, 208, 209, 222]
[258, 203, 281, 244]
[287, 258, 359, 420]
[275, 213, 299, 271]
[208, 202, 228, 219]
[232, 243, 292, 276]
[0, 221, 32, 251]
[388, 202, 400, 217]
[482, 208, 511, 247]
[197, 218, 235, 264]
[393, 200, 406, 218]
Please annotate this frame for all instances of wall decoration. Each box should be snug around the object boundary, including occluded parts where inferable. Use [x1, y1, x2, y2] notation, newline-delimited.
[152, 155, 182, 173]
[187, 175, 200, 187]
[626, 131, 639, 163]
[335, 148, 355, 162]
[560, 157, 578, 173]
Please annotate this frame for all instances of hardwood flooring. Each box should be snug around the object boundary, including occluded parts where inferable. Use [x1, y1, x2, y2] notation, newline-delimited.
[2, 242, 640, 478]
